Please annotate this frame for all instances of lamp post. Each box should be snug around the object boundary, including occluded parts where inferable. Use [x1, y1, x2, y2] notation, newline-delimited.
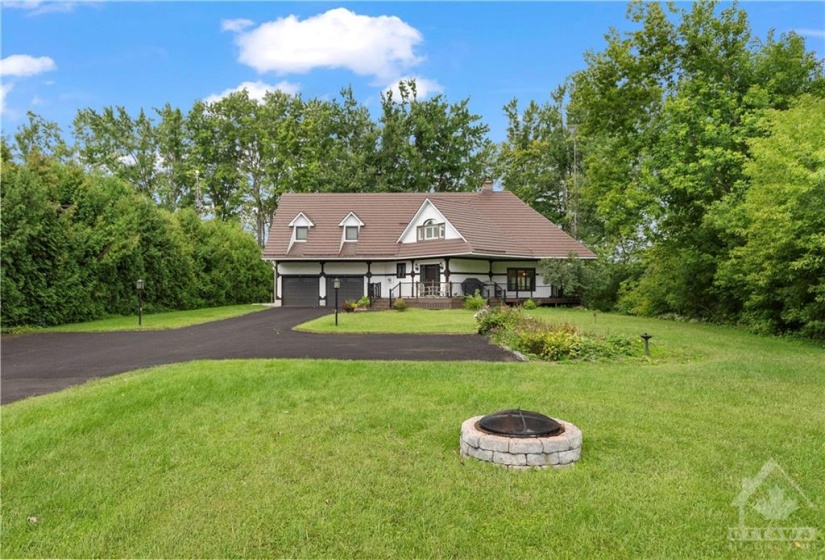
[333, 278, 341, 326]
[136, 279, 145, 326]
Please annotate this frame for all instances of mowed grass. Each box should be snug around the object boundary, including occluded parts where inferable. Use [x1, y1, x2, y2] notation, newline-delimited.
[31, 304, 270, 332]
[2, 317, 824, 558]
[295, 307, 477, 334]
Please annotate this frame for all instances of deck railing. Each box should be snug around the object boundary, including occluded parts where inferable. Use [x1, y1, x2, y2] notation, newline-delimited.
[387, 282, 564, 301]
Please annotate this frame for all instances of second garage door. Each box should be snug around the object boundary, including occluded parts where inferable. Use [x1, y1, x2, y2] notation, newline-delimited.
[282, 276, 320, 307]
[326, 276, 364, 305]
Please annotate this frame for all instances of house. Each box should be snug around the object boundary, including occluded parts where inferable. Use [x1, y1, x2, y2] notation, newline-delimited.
[261, 182, 595, 307]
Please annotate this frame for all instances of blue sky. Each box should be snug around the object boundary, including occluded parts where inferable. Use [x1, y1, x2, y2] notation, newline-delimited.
[2, 1, 823, 143]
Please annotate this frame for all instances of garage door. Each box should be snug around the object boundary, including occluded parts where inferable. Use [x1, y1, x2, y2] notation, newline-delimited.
[326, 276, 364, 305]
[282, 276, 320, 307]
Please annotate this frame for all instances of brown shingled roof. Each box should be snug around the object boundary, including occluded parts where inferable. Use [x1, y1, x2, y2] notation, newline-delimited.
[261, 191, 595, 260]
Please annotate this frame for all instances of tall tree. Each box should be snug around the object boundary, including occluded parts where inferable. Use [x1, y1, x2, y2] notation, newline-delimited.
[185, 100, 245, 221]
[715, 96, 825, 337]
[13, 111, 71, 162]
[154, 103, 194, 211]
[497, 86, 580, 233]
[568, 0, 824, 319]
[72, 106, 160, 195]
[374, 80, 491, 192]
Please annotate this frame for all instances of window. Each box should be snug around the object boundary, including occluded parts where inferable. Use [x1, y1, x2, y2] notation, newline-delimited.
[396, 263, 407, 279]
[507, 268, 535, 291]
[416, 219, 445, 241]
[295, 226, 308, 241]
[345, 225, 359, 241]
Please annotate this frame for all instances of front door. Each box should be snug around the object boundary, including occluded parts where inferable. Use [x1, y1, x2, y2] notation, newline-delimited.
[421, 264, 440, 296]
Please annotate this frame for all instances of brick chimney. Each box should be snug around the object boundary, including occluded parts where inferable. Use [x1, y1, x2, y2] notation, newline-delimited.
[480, 179, 494, 192]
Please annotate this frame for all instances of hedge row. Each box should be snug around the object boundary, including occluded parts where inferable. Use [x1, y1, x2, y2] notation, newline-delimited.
[1, 153, 272, 328]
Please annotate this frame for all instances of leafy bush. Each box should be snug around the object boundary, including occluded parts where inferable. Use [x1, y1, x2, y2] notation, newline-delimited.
[393, 297, 408, 311]
[475, 305, 521, 335]
[475, 306, 638, 362]
[343, 300, 358, 312]
[463, 290, 487, 311]
[356, 296, 371, 308]
[523, 298, 538, 310]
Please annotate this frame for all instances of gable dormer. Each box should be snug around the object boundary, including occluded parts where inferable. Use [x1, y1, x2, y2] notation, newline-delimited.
[287, 212, 314, 252]
[339, 212, 364, 244]
[397, 199, 465, 244]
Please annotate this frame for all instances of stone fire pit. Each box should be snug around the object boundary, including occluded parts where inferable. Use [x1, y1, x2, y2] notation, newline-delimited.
[460, 412, 582, 469]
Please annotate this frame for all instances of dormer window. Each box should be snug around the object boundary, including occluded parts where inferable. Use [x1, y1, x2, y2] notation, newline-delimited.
[339, 212, 364, 247]
[417, 219, 445, 241]
[288, 212, 314, 251]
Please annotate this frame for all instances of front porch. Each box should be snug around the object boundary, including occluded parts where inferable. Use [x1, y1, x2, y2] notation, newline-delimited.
[378, 281, 579, 309]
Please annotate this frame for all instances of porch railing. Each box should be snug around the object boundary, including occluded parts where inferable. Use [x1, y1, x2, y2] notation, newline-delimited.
[388, 281, 567, 307]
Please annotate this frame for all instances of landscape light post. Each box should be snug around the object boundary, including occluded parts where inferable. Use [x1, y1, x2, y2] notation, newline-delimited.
[640, 332, 652, 357]
[136, 279, 145, 327]
[333, 278, 341, 327]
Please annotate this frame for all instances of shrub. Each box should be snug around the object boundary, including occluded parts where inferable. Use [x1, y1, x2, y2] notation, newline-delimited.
[343, 300, 358, 312]
[393, 297, 408, 311]
[356, 296, 371, 309]
[475, 306, 521, 335]
[523, 298, 538, 310]
[476, 305, 638, 362]
[463, 290, 487, 311]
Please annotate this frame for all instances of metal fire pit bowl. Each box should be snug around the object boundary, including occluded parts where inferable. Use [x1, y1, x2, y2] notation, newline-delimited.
[477, 409, 564, 438]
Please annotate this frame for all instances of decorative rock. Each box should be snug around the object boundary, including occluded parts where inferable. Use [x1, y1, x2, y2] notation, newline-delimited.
[468, 447, 493, 461]
[493, 451, 527, 466]
[557, 448, 581, 464]
[509, 438, 544, 454]
[526, 453, 548, 467]
[477, 435, 510, 453]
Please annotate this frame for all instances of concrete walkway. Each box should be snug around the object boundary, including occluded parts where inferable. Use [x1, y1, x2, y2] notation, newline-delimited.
[1, 307, 517, 404]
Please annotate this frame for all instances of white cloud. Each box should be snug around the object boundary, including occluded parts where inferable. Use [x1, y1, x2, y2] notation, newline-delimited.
[232, 8, 423, 81]
[0, 83, 13, 115]
[31, 95, 45, 106]
[1, 54, 57, 77]
[384, 77, 443, 100]
[794, 28, 825, 39]
[4, 1, 86, 16]
[221, 18, 254, 32]
[204, 80, 300, 104]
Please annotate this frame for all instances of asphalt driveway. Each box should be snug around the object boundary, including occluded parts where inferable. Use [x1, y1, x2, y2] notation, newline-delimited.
[1, 307, 517, 404]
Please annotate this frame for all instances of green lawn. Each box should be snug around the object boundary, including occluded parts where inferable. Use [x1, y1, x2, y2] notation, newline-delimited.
[2, 315, 824, 558]
[30, 304, 270, 332]
[295, 307, 477, 334]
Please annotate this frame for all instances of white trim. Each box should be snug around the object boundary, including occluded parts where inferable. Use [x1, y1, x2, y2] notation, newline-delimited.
[288, 212, 315, 227]
[396, 199, 466, 244]
[338, 212, 364, 227]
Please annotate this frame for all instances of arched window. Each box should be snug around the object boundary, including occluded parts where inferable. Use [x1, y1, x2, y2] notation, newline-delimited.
[417, 219, 445, 241]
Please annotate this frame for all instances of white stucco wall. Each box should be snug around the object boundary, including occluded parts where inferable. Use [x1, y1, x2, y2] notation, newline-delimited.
[271, 257, 556, 304]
